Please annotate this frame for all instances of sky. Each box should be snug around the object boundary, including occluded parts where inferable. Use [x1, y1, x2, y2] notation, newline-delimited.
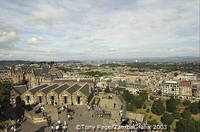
[0, 0, 199, 61]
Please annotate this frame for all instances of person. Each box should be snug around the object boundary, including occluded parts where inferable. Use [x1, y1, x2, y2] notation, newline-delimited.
[62, 125, 67, 132]
[13, 125, 17, 132]
[47, 117, 51, 127]
[51, 125, 54, 132]
[114, 103, 116, 108]
[10, 125, 14, 132]
[121, 105, 123, 110]
[87, 105, 91, 111]
[119, 110, 123, 117]
[57, 120, 61, 125]
[63, 120, 67, 126]
[67, 114, 71, 120]
[55, 125, 59, 132]
[65, 105, 68, 110]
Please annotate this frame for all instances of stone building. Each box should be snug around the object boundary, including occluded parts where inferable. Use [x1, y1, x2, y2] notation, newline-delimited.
[13, 82, 93, 106]
[192, 83, 200, 98]
[11, 65, 63, 88]
[179, 81, 192, 97]
[161, 81, 180, 96]
[53, 78, 95, 89]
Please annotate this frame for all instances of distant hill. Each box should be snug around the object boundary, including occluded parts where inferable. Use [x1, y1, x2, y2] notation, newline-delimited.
[130, 56, 200, 62]
[0, 60, 33, 65]
[99, 56, 200, 63]
[0, 56, 199, 64]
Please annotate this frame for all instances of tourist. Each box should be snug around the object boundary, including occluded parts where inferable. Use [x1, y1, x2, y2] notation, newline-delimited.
[55, 125, 59, 132]
[67, 114, 71, 120]
[13, 126, 16, 132]
[63, 120, 67, 126]
[65, 105, 68, 110]
[10, 125, 14, 132]
[62, 125, 67, 132]
[114, 103, 116, 108]
[47, 117, 51, 127]
[121, 105, 123, 110]
[51, 125, 54, 132]
[119, 110, 123, 117]
[57, 120, 61, 125]
[87, 105, 91, 111]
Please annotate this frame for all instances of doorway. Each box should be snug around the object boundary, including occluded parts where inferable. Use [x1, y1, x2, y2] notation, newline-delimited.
[51, 96, 54, 105]
[39, 96, 42, 103]
[64, 96, 67, 104]
[77, 96, 81, 104]
[26, 96, 30, 104]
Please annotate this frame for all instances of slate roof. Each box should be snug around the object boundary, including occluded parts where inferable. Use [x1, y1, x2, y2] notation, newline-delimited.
[79, 84, 90, 97]
[29, 84, 48, 94]
[13, 85, 27, 95]
[66, 84, 81, 94]
[33, 68, 52, 78]
[54, 84, 70, 94]
[41, 84, 59, 94]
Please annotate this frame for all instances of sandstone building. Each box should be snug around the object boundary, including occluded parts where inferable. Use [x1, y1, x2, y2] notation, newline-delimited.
[11, 65, 63, 88]
[12, 82, 93, 106]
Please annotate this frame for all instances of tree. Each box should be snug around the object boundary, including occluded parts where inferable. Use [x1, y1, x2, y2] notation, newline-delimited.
[122, 90, 148, 110]
[176, 119, 199, 132]
[132, 96, 145, 108]
[104, 87, 110, 93]
[182, 110, 191, 119]
[188, 101, 200, 114]
[122, 90, 133, 102]
[0, 82, 12, 130]
[174, 72, 178, 77]
[148, 119, 158, 125]
[172, 110, 181, 119]
[126, 102, 136, 112]
[166, 97, 180, 113]
[182, 100, 191, 106]
[161, 113, 174, 126]
[151, 100, 165, 115]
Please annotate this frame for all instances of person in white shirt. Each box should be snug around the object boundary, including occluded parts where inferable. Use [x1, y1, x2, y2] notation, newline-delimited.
[57, 120, 61, 125]
[50, 125, 54, 132]
[62, 125, 67, 132]
[55, 125, 59, 132]
[67, 114, 71, 120]
[10, 126, 14, 131]
[63, 121, 67, 126]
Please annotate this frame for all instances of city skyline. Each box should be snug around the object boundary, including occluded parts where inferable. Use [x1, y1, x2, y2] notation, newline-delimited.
[0, 0, 199, 61]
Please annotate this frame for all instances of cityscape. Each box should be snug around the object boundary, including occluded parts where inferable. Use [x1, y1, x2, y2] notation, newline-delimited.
[0, 0, 199, 132]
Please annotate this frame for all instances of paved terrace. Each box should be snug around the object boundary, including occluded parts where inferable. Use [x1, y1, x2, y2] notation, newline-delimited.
[19, 93, 123, 132]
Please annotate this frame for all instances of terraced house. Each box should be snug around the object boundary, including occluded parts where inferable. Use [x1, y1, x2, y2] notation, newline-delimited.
[12, 83, 93, 106]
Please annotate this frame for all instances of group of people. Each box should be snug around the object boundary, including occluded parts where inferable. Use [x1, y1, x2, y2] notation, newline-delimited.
[10, 116, 25, 132]
[10, 125, 17, 132]
[87, 104, 98, 111]
[50, 120, 68, 132]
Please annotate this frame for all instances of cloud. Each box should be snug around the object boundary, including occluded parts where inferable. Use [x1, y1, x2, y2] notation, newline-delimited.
[0, 0, 199, 60]
[0, 31, 18, 44]
[27, 4, 65, 25]
[27, 37, 47, 45]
